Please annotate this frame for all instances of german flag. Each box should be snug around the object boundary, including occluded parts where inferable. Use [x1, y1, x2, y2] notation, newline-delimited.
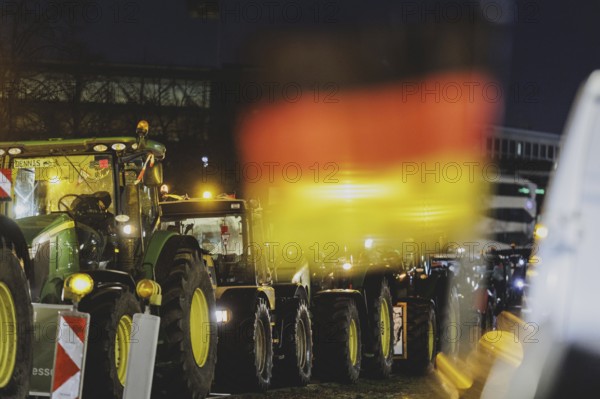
[237, 70, 497, 255]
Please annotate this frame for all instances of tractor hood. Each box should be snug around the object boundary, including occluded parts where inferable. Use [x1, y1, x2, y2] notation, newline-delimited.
[14, 213, 75, 247]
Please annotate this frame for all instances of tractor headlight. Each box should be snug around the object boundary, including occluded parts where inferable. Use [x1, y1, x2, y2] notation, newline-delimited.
[216, 309, 230, 323]
[111, 143, 126, 151]
[342, 262, 352, 271]
[122, 224, 133, 235]
[64, 273, 94, 302]
[514, 279, 525, 289]
[136, 279, 162, 306]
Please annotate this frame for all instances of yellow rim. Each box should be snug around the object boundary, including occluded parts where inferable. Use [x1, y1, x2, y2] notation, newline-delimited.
[115, 315, 132, 386]
[0, 282, 17, 388]
[190, 288, 210, 367]
[428, 317, 435, 361]
[349, 318, 358, 366]
[380, 299, 391, 357]
[255, 318, 267, 374]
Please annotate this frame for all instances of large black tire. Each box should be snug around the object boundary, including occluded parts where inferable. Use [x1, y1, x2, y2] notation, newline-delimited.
[273, 298, 313, 387]
[0, 244, 33, 399]
[153, 248, 217, 399]
[401, 301, 436, 375]
[362, 279, 394, 379]
[79, 290, 141, 399]
[215, 298, 274, 392]
[313, 296, 361, 384]
[439, 284, 461, 357]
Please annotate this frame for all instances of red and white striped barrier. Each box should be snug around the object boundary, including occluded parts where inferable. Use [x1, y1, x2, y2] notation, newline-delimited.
[51, 311, 90, 399]
[0, 168, 11, 199]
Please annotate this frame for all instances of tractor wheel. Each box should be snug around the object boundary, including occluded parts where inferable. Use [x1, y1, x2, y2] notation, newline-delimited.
[313, 296, 361, 384]
[401, 301, 437, 375]
[363, 279, 394, 379]
[480, 298, 496, 334]
[273, 298, 313, 386]
[153, 248, 217, 399]
[215, 298, 273, 392]
[440, 285, 461, 357]
[80, 290, 141, 399]
[0, 244, 33, 399]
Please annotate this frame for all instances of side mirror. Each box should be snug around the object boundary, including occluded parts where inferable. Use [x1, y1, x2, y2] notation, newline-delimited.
[144, 162, 163, 187]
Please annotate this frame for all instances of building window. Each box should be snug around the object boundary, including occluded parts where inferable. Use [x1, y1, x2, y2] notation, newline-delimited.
[548, 146, 555, 159]
[525, 142, 532, 157]
[533, 144, 539, 158]
[502, 139, 509, 155]
[540, 145, 547, 158]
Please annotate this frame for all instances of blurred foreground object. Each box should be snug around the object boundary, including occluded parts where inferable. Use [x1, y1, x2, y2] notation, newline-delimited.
[236, 9, 505, 389]
[481, 71, 600, 398]
[238, 70, 497, 250]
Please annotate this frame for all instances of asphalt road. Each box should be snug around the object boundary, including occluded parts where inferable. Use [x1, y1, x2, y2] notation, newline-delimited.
[213, 372, 448, 399]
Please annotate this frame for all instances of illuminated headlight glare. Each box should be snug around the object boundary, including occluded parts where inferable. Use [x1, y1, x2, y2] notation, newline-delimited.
[132, 143, 139, 150]
[518, 258, 525, 266]
[0, 149, 5, 155]
[93, 144, 108, 152]
[202, 191, 212, 199]
[534, 224, 548, 240]
[342, 262, 352, 270]
[364, 238, 373, 249]
[515, 279, 525, 289]
[216, 309, 230, 323]
[8, 148, 22, 155]
[64, 273, 94, 301]
[111, 143, 126, 151]
[136, 279, 159, 299]
[115, 214, 130, 223]
[122, 224, 133, 235]
[136, 279, 162, 306]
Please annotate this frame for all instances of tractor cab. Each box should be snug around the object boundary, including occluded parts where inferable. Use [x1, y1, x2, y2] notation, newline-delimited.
[0, 123, 166, 301]
[159, 198, 271, 287]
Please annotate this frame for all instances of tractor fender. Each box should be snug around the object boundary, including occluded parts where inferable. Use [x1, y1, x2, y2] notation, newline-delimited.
[272, 283, 308, 302]
[312, 289, 369, 341]
[142, 231, 202, 282]
[271, 283, 308, 335]
[0, 215, 33, 281]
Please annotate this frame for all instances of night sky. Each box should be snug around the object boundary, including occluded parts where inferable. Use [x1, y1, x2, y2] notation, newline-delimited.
[75, 0, 600, 135]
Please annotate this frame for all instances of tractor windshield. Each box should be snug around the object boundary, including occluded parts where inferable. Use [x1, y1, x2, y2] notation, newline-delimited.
[9, 154, 116, 219]
[162, 214, 256, 285]
[162, 215, 245, 256]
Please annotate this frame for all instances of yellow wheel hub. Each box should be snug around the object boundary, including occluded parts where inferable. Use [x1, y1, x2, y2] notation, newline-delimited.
[0, 282, 17, 388]
[190, 288, 210, 367]
[115, 315, 133, 386]
[380, 299, 391, 357]
[349, 319, 358, 366]
[428, 318, 435, 361]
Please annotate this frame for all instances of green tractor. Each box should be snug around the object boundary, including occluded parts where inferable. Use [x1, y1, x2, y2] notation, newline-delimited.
[0, 123, 217, 399]
[0, 215, 34, 398]
[159, 197, 312, 393]
[274, 239, 458, 383]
